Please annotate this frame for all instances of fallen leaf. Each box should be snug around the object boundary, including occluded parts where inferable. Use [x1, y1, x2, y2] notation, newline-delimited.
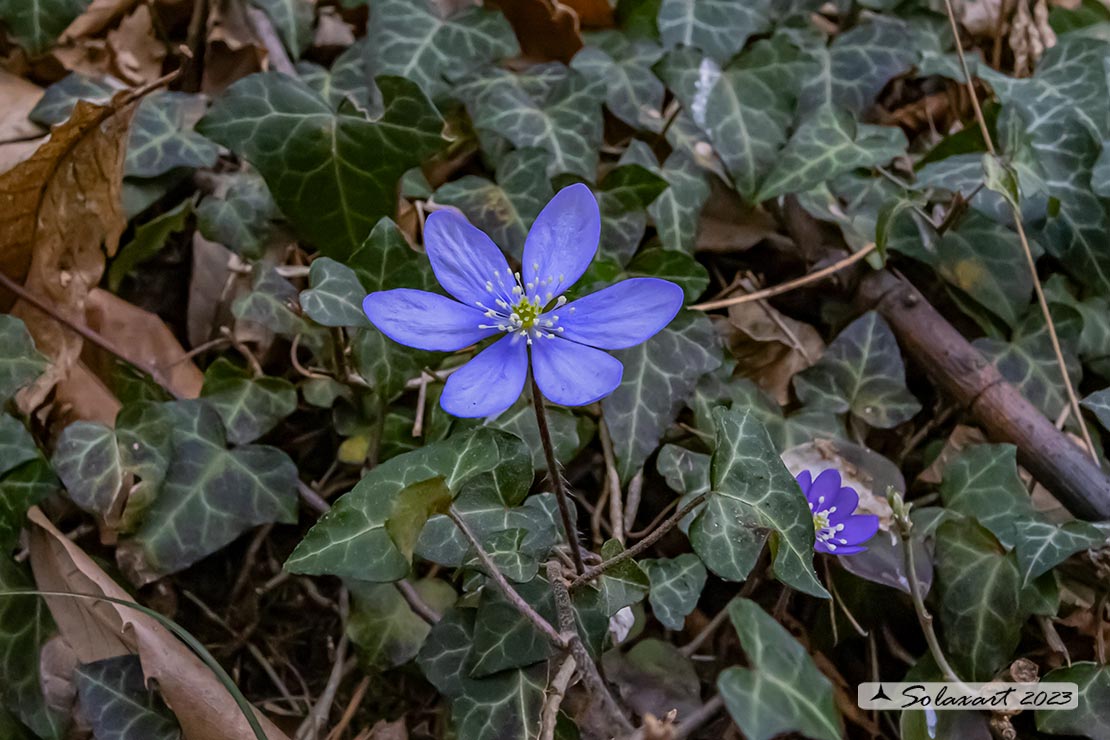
[52, 361, 122, 428]
[62, 0, 141, 40]
[203, 0, 266, 94]
[108, 5, 167, 85]
[0, 70, 45, 142]
[916, 424, 986, 485]
[494, 0, 582, 63]
[368, 718, 408, 740]
[560, 0, 613, 27]
[27, 506, 291, 740]
[0, 91, 140, 413]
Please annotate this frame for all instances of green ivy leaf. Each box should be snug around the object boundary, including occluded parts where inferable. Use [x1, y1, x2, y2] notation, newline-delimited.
[691, 407, 827, 597]
[596, 162, 669, 264]
[432, 148, 554, 260]
[285, 428, 527, 580]
[52, 422, 123, 517]
[1083, 387, 1110, 431]
[571, 32, 664, 131]
[297, 41, 373, 111]
[602, 311, 721, 481]
[233, 267, 331, 355]
[939, 444, 1036, 549]
[468, 578, 555, 676]
[75, 655, 181, 740]
[300, 257, 372, 328]
[347, 579, 457, 669]
[793, 311, 921, 429]
[0, 459, 59, 549]
[200, 359, 297, 445]
[464, 528, 539, 583]
[458, 64, 605, 179]
[352, 327, 434, 402]
[109, 198, 193, 291]
[134, 401, 298, 575]
[0, 415, 38, 478]
[602, 639, 703, 720]
[250, 0, 314, 58]
[645, 149, 710, 254]
[799, 17, 916, 114]
[718, 598, 841, 740]
[757, 106, 907, 201]
[364, 0, 518, 99]
[488, 395, 581, 471]
[1037, 662, 1110, 739]
[657, 0, 771, 62]
[627, 247, 709, 302]
[643, 553, 706, 630]
[198, 73, 446, 260]
[350, 217, 436, 294]
[126, 92, 219, 179]
[1012, 519, 1107, 588]
[934, 518, 1025, 681]
[195, 171, 279, 259]
[0, 0, 89, 55]
[598, 539, 650, 614]
[657, 444, 710, 497]
[0, 316, 47, 403]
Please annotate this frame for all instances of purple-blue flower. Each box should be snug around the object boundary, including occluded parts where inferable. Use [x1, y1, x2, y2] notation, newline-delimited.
[795, 469, 879, 555]
[363, 184, 684, 418]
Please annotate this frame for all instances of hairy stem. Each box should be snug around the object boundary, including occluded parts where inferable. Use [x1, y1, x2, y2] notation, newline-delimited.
[901, 529, 965, 686]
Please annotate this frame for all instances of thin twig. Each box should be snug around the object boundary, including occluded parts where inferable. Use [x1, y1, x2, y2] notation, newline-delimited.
[295, 590, 351, 740]
[0, 271, 184, 399]
[297, 481, 331, 514]
[539, 653, 576, 740]
[624, 470, 644, 534]
[448, 507, 567, 648]
[673, 694, 725, 740]
[245, 5, 297, 77]
[394, 580, 442, 625]
[599, 417, 625, 544]
[899, 524, 965, 686]
[942, 0, 1097, 463]
[323, 676, 370, 740]
[570, 493, 708, 589]
[689, 243, 878, 311]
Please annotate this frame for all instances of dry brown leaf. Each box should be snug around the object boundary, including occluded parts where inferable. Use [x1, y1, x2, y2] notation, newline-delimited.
[0, 92, 139, 413]
[108, 5, 167, 85]
[52, 360, 123, 427]
[367, 719, 409, 740]
[493, 0, 583, 63]
[49, 39, 114, 78]
[1010, 0, 1056, 76]
[560, 0, 614, 27]
[188, 232, 239, 348]
[204, 0, 266, 94]
[916, 424, 986, 484]
[717, 296, 824, 404]
[62, 0, 141, 40]
[0, 70, 45, 142]
[314, 6, 356, 51]
[27, 506, 292, 740]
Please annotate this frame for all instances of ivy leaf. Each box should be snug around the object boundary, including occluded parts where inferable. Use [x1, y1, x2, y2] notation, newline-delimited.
[488, 395, 582, 471]
[0, 558, 66, 739]
[465, 528, 539, 583]
[126, 92, 218, 179]
[1012, 519, 1108, 588]
[134, 400, 298, 575]
[198, 73, 447, 260]
[297, 41, 373, 111]
[233, 267, 331, 355]
[200, 359, 297, 445]
[250, 0, 314, 58]
[285, 428, 527, 580]
[0, 415, 38, 478]
[598, 539, 650, 614]
[933, 518, 1025, 681]
[432, 148, 554, 260]
[458, 64, 605, 179]
[627, 247, 709, 302]
[1083, 387, 1110, 432]
[718, 598, 841, 740]
[793, 311, 921, 429]
[52, 422, 122, 517]
[418, 490, 560, 569]
[468, 578, 555, 676]
[300, 257, 372, 328]
[571, 32, 664, 131]
[939, 444, 1036, 549]
[691, 407, 827, 597]
[347, 579, 457, 669]
[602, 639, 703, 720]
[352, 327, 434, 401]
[75, 655, 181, 740]
[109, 198, 193, 291]
[350, 217, 436, 294]
[1037, 662, 1110, 739]
[195, 171, 279, 259]
[643, 553, 707, 630]
[0, 459, 59, 549]
[0, 0, 89, 55]
[657, 444, 710, 498]
[657, 0, 771, 62]
[596, 162, 669, 264]
[602, 311, 721, 481]
[757, 106, 907, 201]
[0, 315, 47, 403]
[799, 17, 916, 114]
[649, 151, 711, 253]
[364, 0, 518, 99]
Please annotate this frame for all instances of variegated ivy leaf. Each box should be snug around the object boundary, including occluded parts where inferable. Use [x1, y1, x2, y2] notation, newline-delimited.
[627, 247, 709, 302]
[364, 0, 518, 99]
[233, 267, 331, 356]
[457, 64, 605, 179]
[798, 16, 916, 114]
[432, 148, 554, 260]
[1012, 519, 1108, 588]
[657, 444, 710, 498]
[416, 608, 547, 740]
[200, 359, 296, 445]
[52, 422, 122, 517]
[488, 394, 581, 470]
[464, 528, 539, 583]
[1045, 276, 1110, 379]
[939, 444, 1036, 549]
[28, 72, 121, 127]
[300, 258, 371, 328]
[571, 31, 664, 131]
[602, 311, 721, 481]
[1083, 387, 1110, 432]
[347, 579, 457, 669]
[603, 639, 703, 719]
[598, 539, 650, 615]
[250, 0, 313, 58]
[690, 407, 827, 597]
[934, 518, 1025, 681]
[0, 414, 38, 478]
[973, 308, 1082, 420]
[350, 217, 436, 294]
[1037, 662, 1110, 739]
[195, 171, 279, 259]
[134, 400, 298, 575]
[286, 428, 528, 580]
[657, 0, 772, 62]
[595, 162, 669, 264]
[0, 315, 47, 403]
[126, 92, 219, 178]
[0, 459, 59, 549]
[75, 655, 181, 740]
[622, 141, 710, 253]
[718, 598, 841, 740]
[198, 73, 447, 260]
[643, 553, 707, 630]
[757, 106, 908, 201]
[793, 312, 921, 429]
[0, 0, 88, 55]
[296, 41, 374, 112]
[418, 490, 560, 569]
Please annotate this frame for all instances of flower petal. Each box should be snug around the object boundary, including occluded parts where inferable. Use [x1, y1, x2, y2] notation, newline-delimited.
[838, 514, 880, 546]
[532, 336, 622, 407]
[807, 469, 841, 508]
[830, 486, 860, 519]
[831, 544, 867, 555]
[441, 335, 528, 418]
[424, 209, 515, 306]
[364, 289, 497, 351]
[523, 184, 600, 300]
[795, 470, 813, 495]
[556, 278, 684, 349]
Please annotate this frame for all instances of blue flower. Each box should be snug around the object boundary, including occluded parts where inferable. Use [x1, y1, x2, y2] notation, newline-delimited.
[795, 469, 879, 555]
[363, 184, 685, 418]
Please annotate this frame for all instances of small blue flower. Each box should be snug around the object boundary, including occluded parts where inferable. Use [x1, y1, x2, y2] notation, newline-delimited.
[363, 184, 684, 418]
[795, 469, 879, 555]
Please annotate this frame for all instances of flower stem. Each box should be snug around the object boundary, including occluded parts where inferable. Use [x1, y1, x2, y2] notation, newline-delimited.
[528, 368, 586, 575]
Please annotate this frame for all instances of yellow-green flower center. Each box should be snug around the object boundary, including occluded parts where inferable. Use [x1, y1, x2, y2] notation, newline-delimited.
[813, 510, 831, 533]
[514, 296, 541, 329]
